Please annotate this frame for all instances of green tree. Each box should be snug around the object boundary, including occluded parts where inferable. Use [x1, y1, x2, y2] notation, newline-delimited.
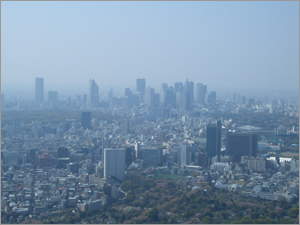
[279, 218, 294, 224]
[148, 207, 159, 222]
[288, 207, 299, 218]
[202, 216, 213, 224]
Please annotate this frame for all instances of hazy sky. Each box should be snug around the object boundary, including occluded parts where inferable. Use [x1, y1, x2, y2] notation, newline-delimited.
[1, 1, 299, 95]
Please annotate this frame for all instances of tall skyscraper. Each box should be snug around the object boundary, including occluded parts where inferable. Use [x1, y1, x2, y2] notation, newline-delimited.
[183, 79, 192, 111]
[136, 78, 146, 93]
[135, 142, 142, 159]
[104, 148, 125, 180]
[142, 147, 163, 168]
[207, 91, 216, 105]
[35, 77, 44, 103]
[196, 83, 207, 105]
[125, 147, 135, 167]
[164, 86, 176, 108]
[145, 87, 155, 106]
[160, 83, 168, 104]
[81, 112, 92, 129]
[206, 120, 222, 161]
[174, 82, 184, 94]
[188, 81, 194, 104]
[179, 144, 190, 165]
[176, 92, 184, 110]
[89, 79, 99, 106]
[136, 78, 146, 104]
[48, 91, 58, 103]
[226, 133, 258, 163]
[57, 147, 69, 158]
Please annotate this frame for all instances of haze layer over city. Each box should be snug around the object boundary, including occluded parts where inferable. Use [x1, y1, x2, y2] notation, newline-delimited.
[1, 1, 299, 224]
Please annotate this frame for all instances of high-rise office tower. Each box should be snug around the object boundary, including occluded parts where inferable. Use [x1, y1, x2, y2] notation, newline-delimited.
[176, 92, 184, 110]
[183, 79, 192, 111]
[57, 147, 69, 158]
[142, 147, 163, 168]
[179, 144, 190, 165]
[35, 77, 44, 103]
[206, 120, 222, 161]
[104, 148, 125, 180]
[124, 88, 133, 98]
[198, 153, 208, 168]
[48, 91, 58, 103]
[89, 79, 99, 106]
[81, 112, 92, 129]
[135, 142, 142, 159]
[163, 86, 176, 108]
[136, 78, 146, 104]
[207, 91, 217, 105]
[160, 83, 168, 104]
[174, 82, 184, 94]
[125, 147, 135, 166]
[188, 81, 194, 104]
[136, 78, 146, 93]
[196, 83, 207, 105]
[226, 133, 258, 163]
[145, 87, 155, 106]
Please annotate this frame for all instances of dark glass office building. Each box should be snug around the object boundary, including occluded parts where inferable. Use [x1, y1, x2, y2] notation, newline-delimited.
[81, 111, 92, 129]
[226, 133, 258, 163]
[206, 120, 222, 160]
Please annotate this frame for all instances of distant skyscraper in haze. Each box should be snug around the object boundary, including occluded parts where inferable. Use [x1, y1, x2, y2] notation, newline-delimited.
[136, 78, 146, 93]
[160, 83, 168, 104]
[174, 82, 184, 94]
[188, 81, 194, 105]
[145, 87, 155, 106]
[206, 120, 222, 161]
[136, 78, 146, 104]
[81, 112, 92, 129]
[48, 91, 58, 103]
[226, 133, 258, 163]
[104, 148, 125, 180]
[89, 79, 99, 106]
[35, 77, 44, 103]
[164, 86, 176, 108]
[176, 92, 184, 110]
[207, 91, 216, 105]
[183, 79, 192, 111]
[196, 83, 207, 105]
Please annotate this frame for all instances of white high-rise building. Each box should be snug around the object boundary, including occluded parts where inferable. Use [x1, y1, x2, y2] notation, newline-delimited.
[104, 148, 125, 180]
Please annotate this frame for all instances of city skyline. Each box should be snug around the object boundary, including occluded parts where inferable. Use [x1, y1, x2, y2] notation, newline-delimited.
[1, 1, 299, 94]
[2, 76, 299, 105]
